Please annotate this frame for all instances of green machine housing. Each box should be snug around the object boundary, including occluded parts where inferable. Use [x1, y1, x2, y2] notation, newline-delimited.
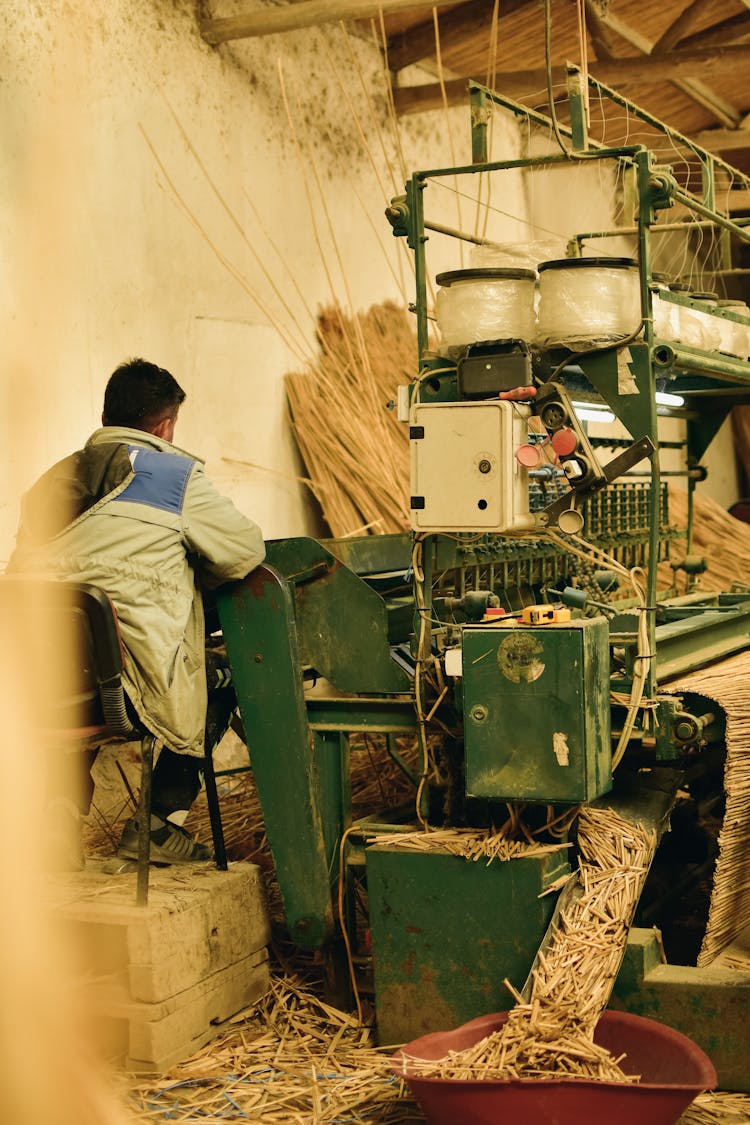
[462, 618, 611, 803]
[216, 72, 750, 1090]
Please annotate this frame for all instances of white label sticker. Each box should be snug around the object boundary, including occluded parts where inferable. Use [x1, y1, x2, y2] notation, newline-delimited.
[553, 731, 570, 767]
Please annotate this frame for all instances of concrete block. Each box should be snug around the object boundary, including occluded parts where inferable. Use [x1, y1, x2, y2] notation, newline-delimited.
[44, 860, 272, 1072]
[91, 946, 270, 1073]
[45, 861, 271, 1002]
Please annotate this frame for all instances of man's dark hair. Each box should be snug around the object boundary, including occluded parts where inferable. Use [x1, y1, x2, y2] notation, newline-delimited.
[102, 358, 186, 429]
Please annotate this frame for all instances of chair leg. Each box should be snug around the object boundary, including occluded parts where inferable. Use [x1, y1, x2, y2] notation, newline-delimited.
[203, 748, 228, 871]
[136, 733, 156, 906]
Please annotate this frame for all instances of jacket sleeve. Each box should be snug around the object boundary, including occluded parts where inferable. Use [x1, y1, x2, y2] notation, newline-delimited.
[181, 464, 266, 588]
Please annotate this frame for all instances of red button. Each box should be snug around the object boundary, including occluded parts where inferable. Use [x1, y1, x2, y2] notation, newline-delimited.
[551, 427, 578, 457]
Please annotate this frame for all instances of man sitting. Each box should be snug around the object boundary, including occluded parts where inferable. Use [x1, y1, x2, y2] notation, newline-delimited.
[7, 358, 265, 866]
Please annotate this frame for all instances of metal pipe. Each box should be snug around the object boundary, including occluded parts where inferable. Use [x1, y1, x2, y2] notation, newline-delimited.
[424, 219, 491, 246]
[652, 342, 750, 384]
[625, 469, 705, 478]
[670, 184, 750, 244]
[576, 219, 720, 244]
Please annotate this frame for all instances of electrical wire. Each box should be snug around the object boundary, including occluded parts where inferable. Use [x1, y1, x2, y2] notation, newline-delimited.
[412, 535, 433, 829]
[337, 824, 364, 1025]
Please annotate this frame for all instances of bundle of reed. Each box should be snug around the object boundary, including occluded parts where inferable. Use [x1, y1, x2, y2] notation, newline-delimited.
[664, 649, 750, 966]
[406, 806, 655, 1083]
[285, 301, 414, 537]
[128, 970, 422, 1124]
[660, 486, 750, 592]
[366, 827, 569, 865]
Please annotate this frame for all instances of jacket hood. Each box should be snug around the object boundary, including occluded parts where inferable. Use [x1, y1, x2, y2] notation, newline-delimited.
[21, 442, 134, 541]
[86, 427, 204, 464]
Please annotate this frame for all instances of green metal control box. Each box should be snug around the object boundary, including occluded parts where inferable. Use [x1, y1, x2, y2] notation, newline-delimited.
[462, 617, 612, 803]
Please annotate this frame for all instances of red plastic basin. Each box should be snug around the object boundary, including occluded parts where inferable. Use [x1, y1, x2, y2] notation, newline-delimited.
[392, 1009, 717, 1125]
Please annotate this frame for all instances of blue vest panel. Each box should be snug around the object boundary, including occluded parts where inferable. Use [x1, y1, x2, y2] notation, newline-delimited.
[113, 446, 194, 515]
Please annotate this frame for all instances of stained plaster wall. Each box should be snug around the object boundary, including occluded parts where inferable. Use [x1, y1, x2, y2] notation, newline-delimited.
[0, 0, 529, 561]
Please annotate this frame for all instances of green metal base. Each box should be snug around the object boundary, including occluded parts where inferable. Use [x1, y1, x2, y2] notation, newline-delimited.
[613, 928, 750, 1092]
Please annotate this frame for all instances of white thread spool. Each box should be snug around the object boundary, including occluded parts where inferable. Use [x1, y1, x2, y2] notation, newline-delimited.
[650, 273, 679, 341]
[435, 268, 537, 350]
[536, 257, 640, 347]
[717, 299, 750, 358]
[689, 293, 721, 351]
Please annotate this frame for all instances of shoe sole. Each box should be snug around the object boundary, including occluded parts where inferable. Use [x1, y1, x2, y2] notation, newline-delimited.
[117, 843, 213, 865]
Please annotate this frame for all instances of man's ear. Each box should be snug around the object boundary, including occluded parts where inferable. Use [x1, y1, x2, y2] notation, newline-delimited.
[151, 416, 175, 442]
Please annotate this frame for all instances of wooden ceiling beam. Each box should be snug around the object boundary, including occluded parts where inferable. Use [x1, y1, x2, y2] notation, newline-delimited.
[386, 0, 532, 73]
[588, 5, 741, 129]
[651, 0, 705, 55]
[692, 127, 750, 154]
[394, 77, 471, 116]
[582, 1, 617, 61]
[677, 11, 750, 52]
[200, 0, 471, 45]
[674, 79, 741, 131]
[393, 44, 750, 116]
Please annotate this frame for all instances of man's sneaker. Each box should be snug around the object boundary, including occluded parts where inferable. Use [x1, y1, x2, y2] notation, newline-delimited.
[117, 815, 213, 865]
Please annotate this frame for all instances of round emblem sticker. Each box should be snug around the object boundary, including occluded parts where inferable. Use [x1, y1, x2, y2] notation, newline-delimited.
[497, 633, 546, 683]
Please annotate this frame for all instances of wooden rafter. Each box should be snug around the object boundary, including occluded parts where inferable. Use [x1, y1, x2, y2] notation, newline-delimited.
[200, 0, 471, 45]
[392, 44, 750, 117]
[586, 2, 741, 130]
[678, 10, 750, 52]
[651, 0, 705, 55]
[385, 0, 531, 72]
[584, 2, 617, 61]
[693, 126, 750, 154]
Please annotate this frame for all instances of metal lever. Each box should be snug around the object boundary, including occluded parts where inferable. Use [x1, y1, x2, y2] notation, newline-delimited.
[536, 436, 656, 531]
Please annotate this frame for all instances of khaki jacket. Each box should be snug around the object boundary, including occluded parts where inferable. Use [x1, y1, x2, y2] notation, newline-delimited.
[8, 427, 265, 755]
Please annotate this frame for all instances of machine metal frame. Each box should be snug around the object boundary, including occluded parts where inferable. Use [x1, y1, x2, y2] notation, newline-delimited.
[217, 70, 750, 1085]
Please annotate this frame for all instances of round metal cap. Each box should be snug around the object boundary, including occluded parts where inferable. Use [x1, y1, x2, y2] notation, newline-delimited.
[435, 267, 537, 286]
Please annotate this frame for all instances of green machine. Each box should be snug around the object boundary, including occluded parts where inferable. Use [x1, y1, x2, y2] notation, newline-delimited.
[218, 72, 750, 1086]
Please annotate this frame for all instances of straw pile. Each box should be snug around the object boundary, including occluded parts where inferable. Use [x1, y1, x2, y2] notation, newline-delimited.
[404, 806, 656, 1083]
[683, 1092, 750, 1123]
[285, 302, 414, 537]
[366, 827, 570, 865]
[664, 650, 750, 967]
[661, 486, 750, 592]
[123, 971, 745, 1123]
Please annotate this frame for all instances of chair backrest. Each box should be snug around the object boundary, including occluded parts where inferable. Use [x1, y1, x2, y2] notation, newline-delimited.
[0, 578, 137, 739]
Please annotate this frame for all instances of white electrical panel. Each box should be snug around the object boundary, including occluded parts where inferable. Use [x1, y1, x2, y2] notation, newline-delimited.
[409, 401, 534, 533]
